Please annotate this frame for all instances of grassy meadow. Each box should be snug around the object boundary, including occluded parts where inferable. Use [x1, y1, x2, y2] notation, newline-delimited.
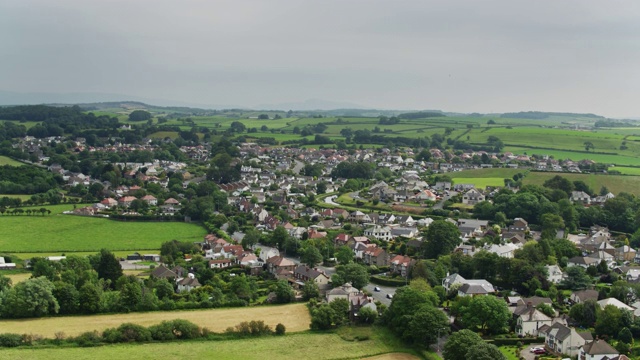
[449, 168, 640, 195]
[0, 303, 311, 338]
[0, 204, 206, 253]
[0, 156, 25, 166]
[0, 327, 422, 360]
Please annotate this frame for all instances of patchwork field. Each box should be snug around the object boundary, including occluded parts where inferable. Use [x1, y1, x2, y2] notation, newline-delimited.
[450, 168, 640, 195]
[0, 303, 311, 338]
[0, 204, 207, 253]
[0, 328, 422, 360]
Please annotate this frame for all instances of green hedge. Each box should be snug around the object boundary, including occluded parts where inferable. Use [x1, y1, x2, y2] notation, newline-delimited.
[370, 275, 406, 287]
[487, 337, 544, 346]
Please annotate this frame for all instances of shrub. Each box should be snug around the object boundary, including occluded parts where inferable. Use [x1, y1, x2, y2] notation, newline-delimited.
[149, 319, 202, 341]
[275, 323, 286, 336]
[0, 333, 23, 347]
[74, 331, 102, 347]
[117, 323, 152, 343]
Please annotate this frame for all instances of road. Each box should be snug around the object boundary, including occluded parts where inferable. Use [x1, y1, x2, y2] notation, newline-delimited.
[433, 190, 458, 209]
[292, 160, 304, 175]
[323, 195, 339, 206]
[283, 254, 397, 306]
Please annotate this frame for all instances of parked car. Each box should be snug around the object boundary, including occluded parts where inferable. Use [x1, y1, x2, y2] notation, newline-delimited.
[374, 286, 381, 292]
[386, 293, 393, 299]
[529, 347, 544, 353]
[533, 348, 546, 355]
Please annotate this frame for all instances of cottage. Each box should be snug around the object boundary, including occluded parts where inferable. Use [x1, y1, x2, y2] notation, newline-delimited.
[177, 274, 201, 292]
[579, 339, 621, 360]
[462, 188, 485, 205]
[514, 303, 553, 337]
[364, 225, 392, 241]
[570, 289, 599, 304]
[209, 259, 233, 269]
[540, 322, 590, 357]
[293, 265, 330, 286]
[363, 246, 389, 267]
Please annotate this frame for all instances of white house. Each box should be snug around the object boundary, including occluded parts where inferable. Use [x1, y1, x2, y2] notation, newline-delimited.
[176, 274, 201, 292]
[539, 322, 590, 358]
[364, 225, 393, 241]
[462, 188, 485, 205]
[545, 265, 564, 284]
[515, 306, 553, 337]
[579, 339, 621, 360]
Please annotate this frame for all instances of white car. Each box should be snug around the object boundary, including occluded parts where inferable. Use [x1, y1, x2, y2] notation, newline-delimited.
[374, 286, 381, 292]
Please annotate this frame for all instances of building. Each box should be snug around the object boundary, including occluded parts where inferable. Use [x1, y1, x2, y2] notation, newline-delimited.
[579, 339, 621, 360]
[364, 225, 392, 241]
[462, 188, 485, 206]
[514, 303, 553, 337]
[539, 322, 590, 358]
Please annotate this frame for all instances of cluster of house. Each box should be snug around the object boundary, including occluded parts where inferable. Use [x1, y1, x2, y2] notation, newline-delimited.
[440, 272, 630, 359]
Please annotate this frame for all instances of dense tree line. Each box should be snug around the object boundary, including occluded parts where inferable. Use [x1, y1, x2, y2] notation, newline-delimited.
[0, 165, 62, 194]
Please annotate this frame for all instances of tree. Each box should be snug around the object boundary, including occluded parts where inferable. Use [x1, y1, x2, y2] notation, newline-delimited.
[333, 263, 369, 289]
[540, 213, 565, 239]
[335, 246, 354, 264]
[119, 281, 143, 312]
[93, 249, 123, 288]
[241, 227, 262, 249]
[78, 282, 102, 314]
[584, 141, 595, 151]
[561, 266, 592, 290]
[422, 220, 461, 258]
[595, 305, 624, 338]
[154, 278, 175, 300]
[619, 327, 633, 344]
[358, 306, 378, 324]
[461, 295, 510, 334]
[406, 304, 449, 345]
[53, 281, 79, 314]
[2, 277, 59, 318]
[274, 280, 295, 304]
[569, 299, 598, 327]
[384, 287, 439, 337]
[466, 342, 506, 360]
[230, 274, 254, 301]
[543, 175, 574, 196]
[310, 304, 337, 330]
[300, 246, 323, 267]
[302, 280, 320, 300]
[443, 329, 484, 360]
[128, 110, 152, 122]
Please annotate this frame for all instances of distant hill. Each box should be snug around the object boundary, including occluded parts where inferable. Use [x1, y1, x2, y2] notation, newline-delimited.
[500, 111, 606, 120]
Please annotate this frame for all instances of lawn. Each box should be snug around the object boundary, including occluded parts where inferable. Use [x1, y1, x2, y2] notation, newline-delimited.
[5, 250, 154, 260]
[0, 303, 311, 338]
[449, 177, 506, 188]
[0, 326, 422, 360]
[608, 166, 640, 175]
[0, 194, 33, 201]
[498, 346, 520, 360]
[0, 156, 25, 166]
[0, 204, 207, 252]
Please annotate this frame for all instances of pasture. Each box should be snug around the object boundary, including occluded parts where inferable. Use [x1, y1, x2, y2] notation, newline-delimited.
[449, 168, 640, 195]
[0, 204, 206, 253]
[0, 156, 25, 166]
[0, 326, 422, 360]
[0, 303, 311, 338]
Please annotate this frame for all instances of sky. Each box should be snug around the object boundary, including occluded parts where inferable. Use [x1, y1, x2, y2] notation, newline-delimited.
[1, 0, 640, 117]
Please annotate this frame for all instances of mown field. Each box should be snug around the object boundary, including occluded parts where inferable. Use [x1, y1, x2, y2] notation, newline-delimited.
[449, 168, 640, 195]
[0, 328, 422, 360]
[0, 303, 311, 338]
[0, 204, 206, 253]
[0, 156, 25, 166]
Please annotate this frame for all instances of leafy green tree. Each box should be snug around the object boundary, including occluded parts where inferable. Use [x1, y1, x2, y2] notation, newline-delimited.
[79, 282, 102, 314]
[242, 227, 262, 249]
[274, 280, 295, 304]
[384, 286, 439, 337]
[466, 342, 506, 360]
[154, 278, 175, 300]
[619, 327, 633, 344]
[406, 304, 449, 345]
[540, 213, 565, 239]
[2, 277, 59, 318]
[92, 249, 123, 288]
[569, 299, 598, 327]
[422, 220, 461, 258]
[561, 266, 592, 290]
[358, 306, 378, 324]
[302, 280, 320, 300]
[443, 329, 484, 360]
[230, 274, 254, 301]
[595, 305, 624, 338]
[300, 246, 323, 267]
[271, 226, 289, 250]
[128, 110, 151, 121]
[310, 304, 336, 330]
[333, 263, 369, 289]
[329, 298, 350, 326]
[335, 246, 354, 264]
[543, 175, 575, 196]
[0, 275, 11, 292]
[53, 281, 79, 314]
[461, 295, 510, 334]
[119, 281, 143, 312]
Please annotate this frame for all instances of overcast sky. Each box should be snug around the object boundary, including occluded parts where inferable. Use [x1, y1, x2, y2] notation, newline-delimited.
[1, 0, 639, 117]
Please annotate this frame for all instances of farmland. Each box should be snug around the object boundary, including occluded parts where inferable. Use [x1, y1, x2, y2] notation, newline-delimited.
[0, 156, 25, 166]
[0, 327, 421, 360]
[0, 204, 206, 253]
[0, 303, 311, 338]
[449, 168, 640, 196]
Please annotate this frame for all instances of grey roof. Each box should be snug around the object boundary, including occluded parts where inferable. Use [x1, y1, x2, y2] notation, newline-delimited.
[458, 282, 494, 295]
[540, 322, 572, 341]
[582, 340, 618, 355]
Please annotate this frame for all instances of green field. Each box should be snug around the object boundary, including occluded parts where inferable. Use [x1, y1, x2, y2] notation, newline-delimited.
[0, 194, 33, 200]
[450, 168, 640, 195]
[608, 166, 640, 175]
[0, 204, 207, 253]
[0, 328, 420, 360]
[0, 156, 25, 166]
[451, 177, 506, 188]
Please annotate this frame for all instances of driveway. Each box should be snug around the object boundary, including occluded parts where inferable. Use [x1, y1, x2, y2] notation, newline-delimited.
[364, 283, 397, 306]
[520, 344, 546, 360]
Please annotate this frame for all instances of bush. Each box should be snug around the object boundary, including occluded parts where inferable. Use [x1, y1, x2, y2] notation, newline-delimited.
[149, 319, 202, 341]
[114, 323, 152, 343]
[275, 323, 286, 336]
[0, 333, 23, 347]
[370, 275, 405, 287]
[73, 331, 102, 347]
